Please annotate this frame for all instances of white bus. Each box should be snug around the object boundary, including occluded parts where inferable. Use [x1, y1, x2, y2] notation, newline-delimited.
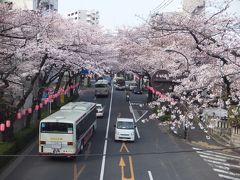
[39, 101, 96, 156]
[95, 79, 109, 97]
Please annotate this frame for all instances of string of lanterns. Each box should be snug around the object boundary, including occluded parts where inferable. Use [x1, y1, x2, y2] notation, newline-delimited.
[0, 83, 80, 132]
[145, 86, 174, 102]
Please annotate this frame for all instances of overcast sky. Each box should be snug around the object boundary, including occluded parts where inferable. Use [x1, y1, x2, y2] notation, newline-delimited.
[58, 0, 182, 30]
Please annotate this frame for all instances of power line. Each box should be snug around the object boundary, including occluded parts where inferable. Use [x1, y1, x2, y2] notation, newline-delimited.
[1, 146, 240, 157]
[152, 0, 169, 12]
[153, 0, 174, 13]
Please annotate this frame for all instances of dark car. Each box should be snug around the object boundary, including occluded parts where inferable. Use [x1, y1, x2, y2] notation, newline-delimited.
[133, 87, 142, 94]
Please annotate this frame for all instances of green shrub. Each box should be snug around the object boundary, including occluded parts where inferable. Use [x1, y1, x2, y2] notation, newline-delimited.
[0, 142, 16, 170]
[14, 125, 38, 152]
[159, 114, 171, 122]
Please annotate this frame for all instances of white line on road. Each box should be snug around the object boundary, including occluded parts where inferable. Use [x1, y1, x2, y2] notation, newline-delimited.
[203, 159, 240, 169]
[199, 154, 226, 162]
[193, 147, 240, 159]
[196, 151, 240, 161]
[218, 174, 240, 180]
[213, 168, 240, 177]
[136, 110, 148, 122]
[129, 101, 140, 139]
[148, 171, 154, 180]
[99, 85, 113, 180]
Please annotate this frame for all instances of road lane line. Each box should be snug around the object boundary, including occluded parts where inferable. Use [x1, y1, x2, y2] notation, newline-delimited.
[99, 85, 113, 180]
[136, 110, 148, 122]
[129, 156, 135, 180]
[148, 171, 154, 180]
[129, 101, 140, 139]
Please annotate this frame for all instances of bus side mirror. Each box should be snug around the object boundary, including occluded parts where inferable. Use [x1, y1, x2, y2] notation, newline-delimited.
[114, 125, 116, 128]
[134, 125, 136, 128]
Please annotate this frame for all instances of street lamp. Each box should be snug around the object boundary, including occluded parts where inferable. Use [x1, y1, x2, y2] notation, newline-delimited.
[165, 49, 190, 74]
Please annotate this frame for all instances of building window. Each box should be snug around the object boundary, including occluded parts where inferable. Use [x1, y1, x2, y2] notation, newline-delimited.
[75, 12, 77, 14]
[71, 13, 74, 16]
[75, 17, 77, 20]
[68, 14, 70, 16]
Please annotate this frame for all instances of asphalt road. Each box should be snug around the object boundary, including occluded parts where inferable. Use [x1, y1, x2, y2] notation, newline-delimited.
[1, 85, 231, 180]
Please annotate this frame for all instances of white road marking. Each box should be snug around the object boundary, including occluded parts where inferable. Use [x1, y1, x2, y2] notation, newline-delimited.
[193, 147, 240, 179]
[136, 110, 148, 122]
[218, 174, 240, 180]
[99, 85, 113, 180]
[129, 101, 140, 139]
[148, 171, 154, 180]
[193, 147, 240, 160]
[213, 168, 240, 177]
[196, 151, 240, 161]
[203, 159, 240, 169]
[199, 154, 226, 162]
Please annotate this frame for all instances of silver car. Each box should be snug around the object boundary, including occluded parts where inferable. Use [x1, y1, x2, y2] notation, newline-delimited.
[96, 104, 104, 117]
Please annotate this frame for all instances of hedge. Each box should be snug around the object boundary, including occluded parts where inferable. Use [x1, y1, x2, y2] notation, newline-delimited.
[0, 125, 38, 170]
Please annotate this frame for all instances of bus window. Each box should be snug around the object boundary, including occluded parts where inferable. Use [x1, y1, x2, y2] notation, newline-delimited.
[41, 122, 73, 134]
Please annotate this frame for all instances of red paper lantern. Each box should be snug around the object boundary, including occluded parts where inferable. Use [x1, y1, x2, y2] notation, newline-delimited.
[39, 103, 43, 108]
[28, 108, 32, 114]
[17, 112, 21, 120]
[44, 98, 48, 105]
[60, 88, 64, 94]
[22, 109, 26, 116]
[0, 123, 5, 132]
[35, 104, 39, 111]
[6, 120, 11, 128]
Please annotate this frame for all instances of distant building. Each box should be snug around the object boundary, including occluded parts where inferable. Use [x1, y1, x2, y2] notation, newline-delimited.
[182, 0, 205, 16]
[1, 0, 58, 11]
[67, 10, 99, 25]
[182, 0, 240, 17]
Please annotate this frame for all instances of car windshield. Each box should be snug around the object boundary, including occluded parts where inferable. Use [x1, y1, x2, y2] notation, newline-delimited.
[96, 105, 102, 109]
[95, 84, 108, 88]
[117, 121, 134, 129]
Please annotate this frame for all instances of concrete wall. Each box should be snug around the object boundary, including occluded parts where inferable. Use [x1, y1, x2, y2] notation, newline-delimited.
[231, 127, 240, 147]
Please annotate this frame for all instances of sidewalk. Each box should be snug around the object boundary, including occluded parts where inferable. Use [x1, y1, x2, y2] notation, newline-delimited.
[161, 122, 240, 155]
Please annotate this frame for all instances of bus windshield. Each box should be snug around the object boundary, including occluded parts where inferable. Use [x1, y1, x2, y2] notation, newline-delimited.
[40, 122, 73, 134]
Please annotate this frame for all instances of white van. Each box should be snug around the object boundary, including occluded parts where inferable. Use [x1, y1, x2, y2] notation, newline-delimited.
[114, 118, 135, 142]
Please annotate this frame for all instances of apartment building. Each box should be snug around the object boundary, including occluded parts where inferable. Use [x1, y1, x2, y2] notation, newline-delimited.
[67, 10, 99, 25]
[1, 0, 58, 11]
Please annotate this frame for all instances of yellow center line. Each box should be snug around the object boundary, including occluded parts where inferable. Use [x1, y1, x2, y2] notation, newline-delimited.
[73, 163, 86, 180]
